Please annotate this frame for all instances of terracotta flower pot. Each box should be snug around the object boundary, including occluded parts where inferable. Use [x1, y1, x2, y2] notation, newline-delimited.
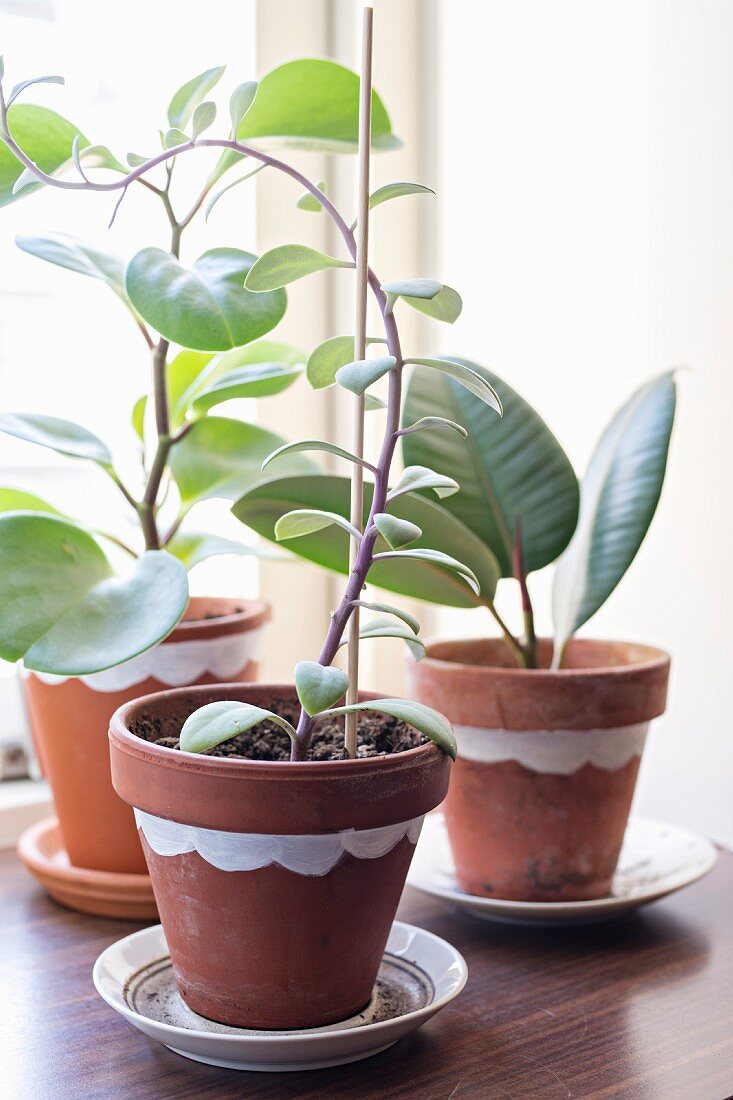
[109, 683, 451, 1029]
[406, 638, 670, 902]
[22, 597, 269, 875]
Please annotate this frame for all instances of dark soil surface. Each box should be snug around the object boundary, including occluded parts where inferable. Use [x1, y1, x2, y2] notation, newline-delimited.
[131, 695, 424, 761]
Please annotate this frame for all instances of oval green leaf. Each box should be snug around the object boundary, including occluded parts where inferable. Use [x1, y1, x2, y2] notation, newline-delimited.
[306, 335, 386, 390]
[552, 372, 677, 663]
[403, 359, 579, 576]
[335, 356, 396, 396]
[295, 661, 349, 717]
[373, 513, 422, 549]
[401, 285, 463, 324]
[326, 699, 456, 760]
[274, 508, 361, 543]
[0, 104, 87, 206]
[245, 244, 352, 292]
[387, 465, 459, 502]
[0, 412, 112, 466]
[126, 247, 286, 352]
[180, 700, 296, 754]
[169, 416, 318, 506]
[232, 474, 500, 607]
[168, 66, 225, 130]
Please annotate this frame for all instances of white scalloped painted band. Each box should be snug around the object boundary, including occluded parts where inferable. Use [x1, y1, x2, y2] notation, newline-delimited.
[20, 628, 265, 693]
[454, 722, 649, 775]
[134, 809, 424, 876]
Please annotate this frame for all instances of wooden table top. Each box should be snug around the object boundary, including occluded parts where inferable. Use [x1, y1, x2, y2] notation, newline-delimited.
[3, 846, 733, 1099]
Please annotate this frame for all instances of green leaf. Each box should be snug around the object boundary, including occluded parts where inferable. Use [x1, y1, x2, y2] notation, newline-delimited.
[403, 359, 579, 576]
[169, 416, 317, 506]
[274, 509, 361, 542]
[365, 394, 387, 412]
[406, 358, 502, 414]
[204, 164, 265, 221]
[296, 661, 349, 716]
[262, 439, 374, 473]
[131, 395, 147, 443]
[0, 512, 187, 674]
[0, 487, 60, 515]
[16, 232, 131, 304]
[0, 412, 112, 466]
[296, 180, 327, 212]
[374, 547, 480, 596]
[373, 513, 421, 549]
[190, 362, 302, 414]
[76, 144, 127, 174]
[163, 128, 189, 149]
[357, 618, 426, 659]
[0, 104, 88, 206]
[326, 699, 456, 760]
[388, 465, 459, 502]
[232, 474, 500, 607]
[180, 699, 296, 754]
[235, 58, 399, 153]
[402, 284, 462, 324]
[351, 600, 420, 635]
[552, 372, 677, 662]
[167, 531, 269, 570]
[172, 341, 304, 423]
[126, 247, 286, 352]
[383, 278, 442, 301]
[359, 181, 434, 224]
[335, 356, 396, 395]
[7, 75, 64, 107]
[230, 82, 258, 132]
[399, 416, 467, 440]
[126, 152, 150, 167]
[245, 244, 352, 292]
[191, 101, 216, 140]
[306, 334, 386, 390]
[168, 65, 225, 129]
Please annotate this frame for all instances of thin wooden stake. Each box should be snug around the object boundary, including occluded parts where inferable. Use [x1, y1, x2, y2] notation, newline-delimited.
[345, 5, 373, 759]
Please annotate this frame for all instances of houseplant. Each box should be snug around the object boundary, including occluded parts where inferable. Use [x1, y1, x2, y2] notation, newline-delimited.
[0, 26, 479, 1028]
[0, 61, 312, 895]
[239, 360, 676, 902]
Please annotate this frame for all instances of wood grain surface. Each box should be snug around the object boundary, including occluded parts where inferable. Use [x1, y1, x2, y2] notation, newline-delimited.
[2, 847, 732, 1099]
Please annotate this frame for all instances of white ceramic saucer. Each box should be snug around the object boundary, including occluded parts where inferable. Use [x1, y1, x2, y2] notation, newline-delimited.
[92, 920, 467, 1072]
[407, 814, 718, 926]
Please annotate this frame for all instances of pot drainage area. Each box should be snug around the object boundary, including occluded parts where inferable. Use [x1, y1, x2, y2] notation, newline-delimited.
[125, 953, 434, 1035]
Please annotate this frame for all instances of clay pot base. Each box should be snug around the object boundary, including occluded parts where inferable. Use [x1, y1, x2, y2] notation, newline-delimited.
[17, 817, 158, 920]
[407, 814, 718, 927]
[93, 921, 467, 1072]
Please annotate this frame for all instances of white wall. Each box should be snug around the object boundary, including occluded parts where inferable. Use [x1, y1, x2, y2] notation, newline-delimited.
[434, 1, 733, 844]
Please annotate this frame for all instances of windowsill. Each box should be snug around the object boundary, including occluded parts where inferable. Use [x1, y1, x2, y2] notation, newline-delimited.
[0, 779, 52, 849]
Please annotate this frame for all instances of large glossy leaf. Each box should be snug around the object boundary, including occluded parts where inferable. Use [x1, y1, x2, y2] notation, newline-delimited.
[126, 247, 286, 351]
[167, 530, 271, 570]
[403, 360, 579, 576]
[0, 104, 87, 206]
[0, 513, 187, 673]
[16, 233, 128, 297]
[0, 487, 60, 514]
[236, 59, 399, 153]
[326, 699, 456, 760]
[0, 412, 112, 466]
[232, 474, 500, 606]
[169, 416, 317, 506]
[170, 340, 303, 425]
[552, 372, 677, 662]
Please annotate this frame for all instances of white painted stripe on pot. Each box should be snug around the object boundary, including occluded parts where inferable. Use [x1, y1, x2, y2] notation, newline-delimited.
[134, 809, 424, 876]
[19, 629, 265, 693]
[453, 722, 649, 775]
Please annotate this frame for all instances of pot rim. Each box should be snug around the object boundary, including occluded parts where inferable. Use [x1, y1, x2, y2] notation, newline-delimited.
[110, 682, 444, 779]
[168, 596, 270, 643]
[419, 636, 670, 681]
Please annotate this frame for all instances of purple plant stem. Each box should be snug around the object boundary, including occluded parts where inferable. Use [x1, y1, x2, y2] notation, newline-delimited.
[0, 110, 405, 760]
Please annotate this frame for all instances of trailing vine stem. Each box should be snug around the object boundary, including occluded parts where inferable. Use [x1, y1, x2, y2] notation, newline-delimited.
[0, 104, 528, 744]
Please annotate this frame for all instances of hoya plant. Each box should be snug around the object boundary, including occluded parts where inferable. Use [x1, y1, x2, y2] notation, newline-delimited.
[0, 54, 503, 758]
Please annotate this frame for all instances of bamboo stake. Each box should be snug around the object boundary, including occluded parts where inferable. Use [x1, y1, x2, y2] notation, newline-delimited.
[345, 6, 373, 759]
